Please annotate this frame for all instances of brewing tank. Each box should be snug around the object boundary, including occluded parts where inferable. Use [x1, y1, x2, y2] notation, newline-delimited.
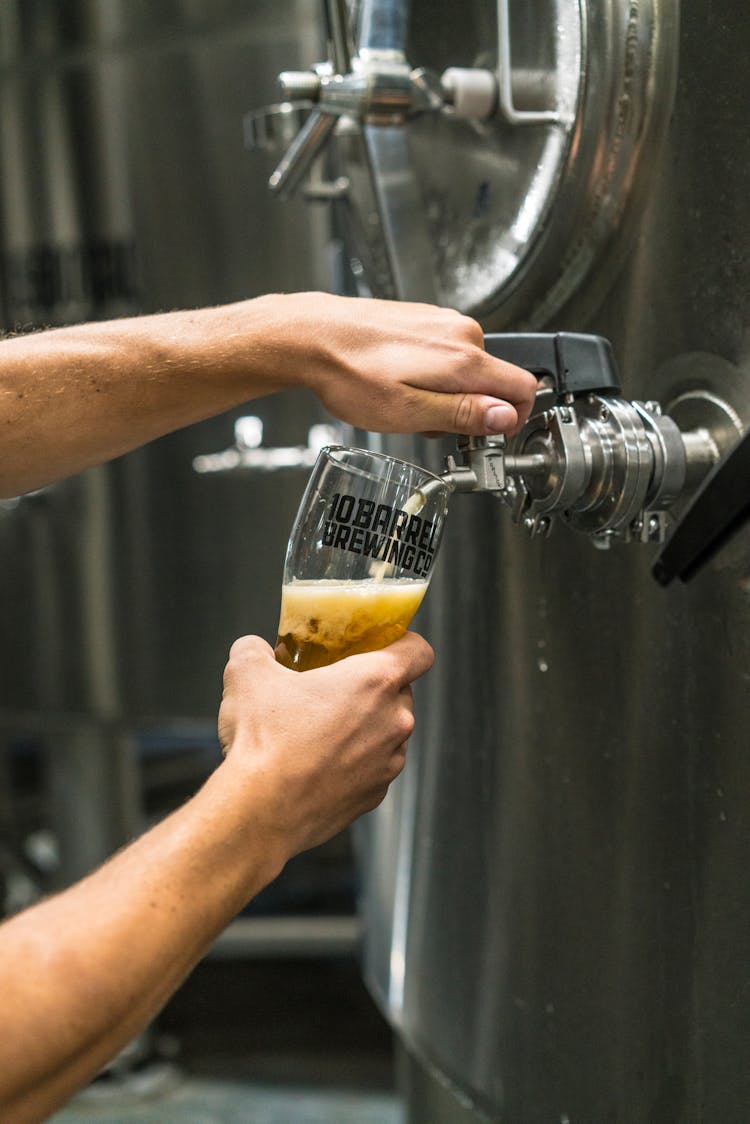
[259, 0, 750, 1120]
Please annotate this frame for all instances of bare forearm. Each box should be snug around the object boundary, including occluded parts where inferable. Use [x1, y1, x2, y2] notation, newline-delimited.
[0, 297, 297, 497]
[0, 291, 537, 497]
[0, 630, 433, 1121]
[0, 763, 285, 1123]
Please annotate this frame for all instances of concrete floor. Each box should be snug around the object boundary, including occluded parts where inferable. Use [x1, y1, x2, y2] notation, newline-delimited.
[52, 1080, 402, 1123]
[50, 957, 404, 1124]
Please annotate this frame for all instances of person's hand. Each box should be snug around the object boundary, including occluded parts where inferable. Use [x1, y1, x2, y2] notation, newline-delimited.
[216, 631, 434, 859]
[262, 293, 539, 437]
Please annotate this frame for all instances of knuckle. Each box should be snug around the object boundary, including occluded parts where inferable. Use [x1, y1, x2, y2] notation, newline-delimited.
[388, 754, 407, 784]
[364, 784, 390, 814]
[396, 707, 415, 742]
[453, 392, 476, 432]
[228, 635, 252, 661]
[522, 370, 539, 403]
[418, 638, 435, 671]
[463, 316, 485, 346]
[447, 309, 482, 343]
[224, 635, 268, 690]
[368, 653, 402, 693]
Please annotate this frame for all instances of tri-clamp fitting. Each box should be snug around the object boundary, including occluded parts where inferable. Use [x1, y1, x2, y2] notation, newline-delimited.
[438, 333, 723, 548]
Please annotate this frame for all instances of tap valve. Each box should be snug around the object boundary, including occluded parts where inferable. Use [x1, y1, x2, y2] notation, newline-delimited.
[440, 334, 724, 548]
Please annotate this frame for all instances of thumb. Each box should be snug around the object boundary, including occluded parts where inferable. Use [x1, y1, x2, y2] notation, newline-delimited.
[424, 393, 521, 437]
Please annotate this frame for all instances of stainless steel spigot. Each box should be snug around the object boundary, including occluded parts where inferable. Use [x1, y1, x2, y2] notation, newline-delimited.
[438, 333, 730, 549]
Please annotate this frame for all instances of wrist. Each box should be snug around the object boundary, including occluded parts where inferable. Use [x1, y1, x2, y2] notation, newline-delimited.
[195, 757, 290, 900]
[241, 291, 346, 397]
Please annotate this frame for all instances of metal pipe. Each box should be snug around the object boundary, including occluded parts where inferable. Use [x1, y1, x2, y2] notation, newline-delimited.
[324, 0, 355, 75]
[503, 452, 551, 477]
[358, 0, 408, 52]
[681, 426, 720, 490]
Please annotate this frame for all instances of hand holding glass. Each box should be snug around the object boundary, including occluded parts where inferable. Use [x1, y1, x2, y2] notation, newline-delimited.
[275, 447, 450, 671]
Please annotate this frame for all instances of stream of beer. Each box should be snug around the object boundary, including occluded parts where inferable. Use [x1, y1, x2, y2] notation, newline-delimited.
[369, 487, 427, 581]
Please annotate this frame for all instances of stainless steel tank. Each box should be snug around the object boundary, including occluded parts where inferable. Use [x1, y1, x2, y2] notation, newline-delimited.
[262, 1, 750, 1120]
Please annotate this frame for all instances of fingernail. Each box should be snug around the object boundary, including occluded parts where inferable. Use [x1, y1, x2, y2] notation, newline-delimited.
[485, 403, 516, 433]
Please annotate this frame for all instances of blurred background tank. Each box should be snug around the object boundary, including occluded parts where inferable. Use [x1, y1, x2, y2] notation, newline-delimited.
[0, 0, 333, 726]
[250, 0, 750, 1121]
[0, 1, 343, 898]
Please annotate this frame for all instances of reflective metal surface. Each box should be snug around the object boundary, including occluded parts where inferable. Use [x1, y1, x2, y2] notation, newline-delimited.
[352, 1, 750, 1121]
[329, 0, 676, 320]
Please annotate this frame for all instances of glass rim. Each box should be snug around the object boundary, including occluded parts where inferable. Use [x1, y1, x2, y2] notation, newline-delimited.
[321, 445, 449, 490]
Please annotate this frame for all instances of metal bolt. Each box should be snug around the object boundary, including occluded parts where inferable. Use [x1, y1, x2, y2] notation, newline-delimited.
[599, 404, 610, 422]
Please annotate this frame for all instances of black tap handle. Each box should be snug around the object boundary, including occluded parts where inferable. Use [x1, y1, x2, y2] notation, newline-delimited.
[652, 426, 750, 586]
[484, 332, 621, 397]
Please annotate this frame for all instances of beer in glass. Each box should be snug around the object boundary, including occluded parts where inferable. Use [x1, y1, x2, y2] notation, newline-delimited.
[275, 446, 449, 671]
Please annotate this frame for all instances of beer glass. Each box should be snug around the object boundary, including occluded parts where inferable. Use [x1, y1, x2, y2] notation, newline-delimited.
[275, 446, 450, 671]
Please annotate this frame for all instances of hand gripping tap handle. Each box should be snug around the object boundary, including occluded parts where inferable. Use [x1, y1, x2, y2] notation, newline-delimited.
[483, 332, 622, 398]
[431, 332, 622, 498]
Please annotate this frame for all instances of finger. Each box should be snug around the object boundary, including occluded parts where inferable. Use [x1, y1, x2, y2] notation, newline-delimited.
[223, 634, 277, 690]
[383, 631, 435, 683]
[390, 742, 409, 778]
[333, 633, 433, 690]
[409, 372, 537, 438]
[227, 634, 276, 663]
[392, 742, 409, 766]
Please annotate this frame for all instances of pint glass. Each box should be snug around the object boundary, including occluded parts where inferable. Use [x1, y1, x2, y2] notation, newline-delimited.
[275, 446, 450, 671]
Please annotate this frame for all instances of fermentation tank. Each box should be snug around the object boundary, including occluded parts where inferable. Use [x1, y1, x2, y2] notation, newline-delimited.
[1, 1, 749, 1118]
[259, 0, 750, 1120]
